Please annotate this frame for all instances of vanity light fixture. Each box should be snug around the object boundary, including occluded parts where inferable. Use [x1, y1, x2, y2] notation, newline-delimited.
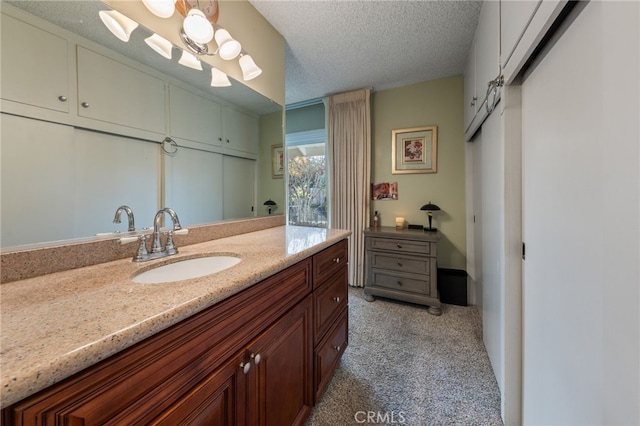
[178, 50, 202, 70]
[420, 201, 441, 232]
[144, 33, 173, 59]
[211, 67, 231, 87]
[98, 10, 138, 42]
[100, 1, 262, 85]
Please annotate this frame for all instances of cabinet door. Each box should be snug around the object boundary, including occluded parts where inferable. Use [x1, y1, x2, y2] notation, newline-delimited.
[169, 84, 222, 148]
[76, 46, 165, 134]
[463, 36, 477, 133]
[151, 352, 246, 426]
[246, 295, 313, 426]
[474, 0, 500, 117]
[1, 13, 70, 113]
[223, 156, 255, 219]
[501, 0, 541, 69]
[222, 107, 259, 155]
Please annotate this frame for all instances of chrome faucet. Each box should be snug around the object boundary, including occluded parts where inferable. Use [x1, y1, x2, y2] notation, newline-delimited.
[151, 207, 182, 254]
[124, 208, 187, 262]
[113, 205, 135, 232]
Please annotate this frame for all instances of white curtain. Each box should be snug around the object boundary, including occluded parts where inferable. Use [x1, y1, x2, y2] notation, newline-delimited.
[324, 89, 371, 287]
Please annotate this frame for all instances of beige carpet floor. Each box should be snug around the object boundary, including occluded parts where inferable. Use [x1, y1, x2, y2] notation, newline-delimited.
[306, 287, 503, 426]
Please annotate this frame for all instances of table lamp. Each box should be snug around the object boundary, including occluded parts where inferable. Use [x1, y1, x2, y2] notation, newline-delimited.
[420, 202, 441, 231]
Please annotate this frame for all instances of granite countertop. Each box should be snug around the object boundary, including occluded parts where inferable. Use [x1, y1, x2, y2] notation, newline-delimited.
[0, 225, 350, 409]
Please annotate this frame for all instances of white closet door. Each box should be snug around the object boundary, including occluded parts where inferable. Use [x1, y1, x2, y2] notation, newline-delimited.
[222, 156, 255, 220]
[521, 2, 639, 423]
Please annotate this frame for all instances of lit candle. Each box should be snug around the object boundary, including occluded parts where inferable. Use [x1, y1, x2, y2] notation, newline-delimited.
[395, 217, 404, 228]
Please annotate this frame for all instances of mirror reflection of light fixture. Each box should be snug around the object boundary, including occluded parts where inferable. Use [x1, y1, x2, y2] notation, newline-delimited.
[144, 33, 173, 59]
[420, 201, 441, 231]
[178, 50, 202, 70]
[98, 10, 138, 42]
[141, 0, 177, 18]
[239, 53, 262, 81]
[263, 199, 277, 215]
[211, 67, 231, 87]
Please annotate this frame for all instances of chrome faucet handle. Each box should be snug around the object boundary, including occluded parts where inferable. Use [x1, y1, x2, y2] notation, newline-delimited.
[165, 231, 177, 255]
[134, 235, 149, 262]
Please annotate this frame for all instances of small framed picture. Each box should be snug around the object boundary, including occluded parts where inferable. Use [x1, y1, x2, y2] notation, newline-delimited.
[271, 144, 284, 178]
[391, 126, 437, 174]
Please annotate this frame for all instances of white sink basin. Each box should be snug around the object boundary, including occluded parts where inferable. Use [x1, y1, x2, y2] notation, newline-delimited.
[132, 255, 241, 284]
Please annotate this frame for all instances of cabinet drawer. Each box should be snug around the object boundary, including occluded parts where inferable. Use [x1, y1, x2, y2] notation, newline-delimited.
[369, 252, 430, 275]
[367, 237, 431, 255]
[314, 309, 348, 402]
[369, 269, 430, 295]
[313, 267, 348, 345]
[313, 239, 348, 289]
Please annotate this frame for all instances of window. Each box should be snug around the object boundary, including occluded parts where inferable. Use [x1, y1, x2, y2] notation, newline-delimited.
[286, 129, 327, 228]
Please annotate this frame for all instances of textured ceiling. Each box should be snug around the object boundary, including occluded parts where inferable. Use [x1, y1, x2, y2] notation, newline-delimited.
[248, 0, 482, 106]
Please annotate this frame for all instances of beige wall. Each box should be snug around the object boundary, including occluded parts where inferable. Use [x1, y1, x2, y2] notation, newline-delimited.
[372, 76, 466, 269]
[257, 111, 285, 216]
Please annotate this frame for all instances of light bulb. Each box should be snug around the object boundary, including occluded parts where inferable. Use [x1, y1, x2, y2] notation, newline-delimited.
[98, 10, 138, 42]
[183, 9, 214, 44]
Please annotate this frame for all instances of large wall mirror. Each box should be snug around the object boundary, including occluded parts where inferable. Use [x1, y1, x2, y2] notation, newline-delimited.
[0, 0, 285, 250]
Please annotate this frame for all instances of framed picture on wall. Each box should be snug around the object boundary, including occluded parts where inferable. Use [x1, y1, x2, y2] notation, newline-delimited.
[391, 126, 437, 174]
[271, 144, 284, 178]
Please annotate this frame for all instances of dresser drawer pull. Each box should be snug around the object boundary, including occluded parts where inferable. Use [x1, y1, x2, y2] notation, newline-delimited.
[397, 261, 403, 267]
[334, 345, 341, 352]
[397, 280, 403, 286]
[332, 257, 341, 263]
[396, 244, 402, 248]
[333, 296, 341, 303]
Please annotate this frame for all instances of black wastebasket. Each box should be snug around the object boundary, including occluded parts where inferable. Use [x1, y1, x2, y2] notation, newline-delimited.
[437, 268, 468, 306]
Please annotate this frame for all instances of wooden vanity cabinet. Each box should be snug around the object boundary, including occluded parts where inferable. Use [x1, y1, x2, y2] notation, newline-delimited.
[2, 240, 349, 426]
[312, 238, 349, 401]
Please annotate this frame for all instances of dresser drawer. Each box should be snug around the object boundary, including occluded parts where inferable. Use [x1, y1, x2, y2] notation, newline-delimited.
[369, 252, 430, 274]
[313, 239, 348, 289]
[369, 269, 430, 295]
[367, 237, 431, 255]
[314, 309, 348, 401]
[313, 267, 348, 345]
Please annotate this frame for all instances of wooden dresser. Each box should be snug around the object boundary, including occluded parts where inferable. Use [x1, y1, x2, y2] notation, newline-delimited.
[364, 227, 441, 315]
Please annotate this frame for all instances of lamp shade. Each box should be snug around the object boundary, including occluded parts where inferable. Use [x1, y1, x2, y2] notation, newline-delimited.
[99, 10, 138, 42]
[420, 202, 441, 211]
[210, 67, 231, 87]
[183, 8, 214, 44]
[178, 50, 202, 70]
[264, 199, 277, 206]
[141, 0, 176, 18]
[239, 54, 262, 81]
[214, 28, 242, 60]
[145, 33, 173, 59]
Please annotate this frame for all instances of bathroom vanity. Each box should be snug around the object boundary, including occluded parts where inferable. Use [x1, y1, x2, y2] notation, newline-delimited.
[0, 225, 349, 425]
